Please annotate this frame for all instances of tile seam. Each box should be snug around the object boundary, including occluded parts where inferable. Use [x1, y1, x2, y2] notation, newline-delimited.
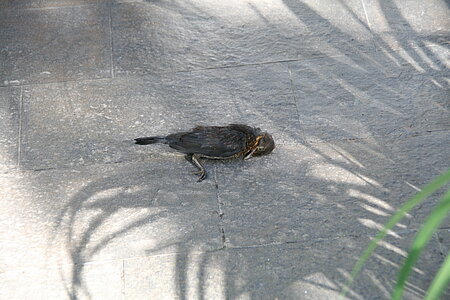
[16, 86, 23, 167]
[108, 3, 115, 78]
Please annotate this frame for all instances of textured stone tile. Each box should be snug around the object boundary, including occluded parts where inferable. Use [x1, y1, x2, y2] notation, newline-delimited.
[373, 130, 450, 230]
[362, 0, 449, 37]
[289, 53, 449, 141]
[19, 73, 226, 169]
[324, 130, 450, 223]
[215, 138, 435, 247]
[0, 5, 111, 86]
[123, 251, 226, 300]
[411, 197, 450, 232]
[0, 260, 122, 300]
[393, 131, 450, 178]
[124, 233, 445, 300]
[111, 0, 373, 75]
[0, 161, 221, 273]
[222, 63, 300, 143]
[0, 87, 20, 170]
[364, 0, 449, 66]
[216, 131, 449, 247]
[21, 64, 298, 170]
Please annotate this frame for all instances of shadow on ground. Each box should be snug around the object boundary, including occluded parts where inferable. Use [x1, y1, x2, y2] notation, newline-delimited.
[0, 0, 448, 299]
[52, 0, 448, 298]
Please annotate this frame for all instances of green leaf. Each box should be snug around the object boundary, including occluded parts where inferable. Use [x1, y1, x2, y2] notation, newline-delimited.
[392, 189, 450, 300]
[340, 168, 450, 299]
[425, 250, 450, 300]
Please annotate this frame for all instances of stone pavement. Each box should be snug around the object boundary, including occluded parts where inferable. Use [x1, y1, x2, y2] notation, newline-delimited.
[0, 0, 449, 299]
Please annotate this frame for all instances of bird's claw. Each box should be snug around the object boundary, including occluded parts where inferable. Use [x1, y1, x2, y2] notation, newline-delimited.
[196, 170, 207, 182]
[191, 168, 207, 181]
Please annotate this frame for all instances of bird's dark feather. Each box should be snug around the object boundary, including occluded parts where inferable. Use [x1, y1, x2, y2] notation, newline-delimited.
[166, 126, 247, 158]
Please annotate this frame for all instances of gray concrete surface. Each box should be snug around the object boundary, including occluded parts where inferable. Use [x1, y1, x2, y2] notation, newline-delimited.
[0, 0, 449, 299]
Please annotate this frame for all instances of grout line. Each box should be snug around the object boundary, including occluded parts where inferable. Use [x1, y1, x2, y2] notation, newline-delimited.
[435, 232, 445, 257]
[0, 53, 378, 89]
[286, 63, 306, 143]
[0, 76, 114, 89]
[213, 165, 226, 249]
[0, 240, 304, 274]
[0, 229, 431, 274]
[0, 42, 446, 89]
[359, 0, 372, 31]
[108, 3, 115, 78]
[16, 86, 24, 167]
[7, 3, 99, 11]
[186, 57, 306, 71]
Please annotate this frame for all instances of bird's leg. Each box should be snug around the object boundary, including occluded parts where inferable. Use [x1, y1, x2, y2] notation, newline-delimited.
[185, 154, 201, 174]
[184, 154, 207, 181]
[191, 154, 207, 182]
[185, 154, 194, 164]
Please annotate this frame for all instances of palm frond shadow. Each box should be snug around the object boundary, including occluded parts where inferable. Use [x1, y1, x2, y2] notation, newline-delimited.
[47, 0, 450, 298]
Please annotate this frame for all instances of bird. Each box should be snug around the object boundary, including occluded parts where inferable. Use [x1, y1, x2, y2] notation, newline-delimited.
[135, 124, 275, 182]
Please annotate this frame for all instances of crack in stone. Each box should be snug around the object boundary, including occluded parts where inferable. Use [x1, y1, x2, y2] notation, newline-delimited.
[213, 165, 226, 249]
[17, 86, 23, 168]
[108, 3, 115, 79]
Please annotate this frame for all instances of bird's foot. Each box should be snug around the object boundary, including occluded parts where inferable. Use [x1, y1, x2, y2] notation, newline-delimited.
[196, 170, 207, 182]
[189, 154, 207, 182]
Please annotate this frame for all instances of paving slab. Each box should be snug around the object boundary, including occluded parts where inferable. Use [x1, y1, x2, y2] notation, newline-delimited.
[0, 161, 221, 274]
[375, 131, 450, 229]
[363, 0, 449, 39]
[289, 50, 450, 142]
[20, 63, 299, 170]
[365, 0, 450, 74]
[216, 131, 449, 248]
[111, 0, 374, 75]
[0, 4, 111, 86]
[0, 86, 20, 170]
[391, 131, 450, 179]
[123, 233, 446, 300]
[221, 63, 300, 143]
[412, 199, 450, 233]
[0, 260, 122, 300]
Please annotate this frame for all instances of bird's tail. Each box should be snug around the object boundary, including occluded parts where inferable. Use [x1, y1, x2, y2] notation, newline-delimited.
[134, 136, 167, 145]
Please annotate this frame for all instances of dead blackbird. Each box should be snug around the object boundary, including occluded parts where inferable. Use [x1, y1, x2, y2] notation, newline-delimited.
[135, 124, 275, 182]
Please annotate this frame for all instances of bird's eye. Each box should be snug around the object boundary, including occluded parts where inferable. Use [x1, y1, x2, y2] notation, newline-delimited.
[257, 146, 265, 151]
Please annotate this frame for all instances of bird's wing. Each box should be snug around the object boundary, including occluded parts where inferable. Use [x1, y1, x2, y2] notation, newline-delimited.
[167, 127, 247, 157]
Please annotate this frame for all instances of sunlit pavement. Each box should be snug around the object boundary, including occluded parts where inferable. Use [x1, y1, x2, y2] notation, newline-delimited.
[0, 0, 449, 299]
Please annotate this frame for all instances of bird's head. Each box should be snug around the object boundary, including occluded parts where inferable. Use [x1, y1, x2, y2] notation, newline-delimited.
[245, 132, 275, 159]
